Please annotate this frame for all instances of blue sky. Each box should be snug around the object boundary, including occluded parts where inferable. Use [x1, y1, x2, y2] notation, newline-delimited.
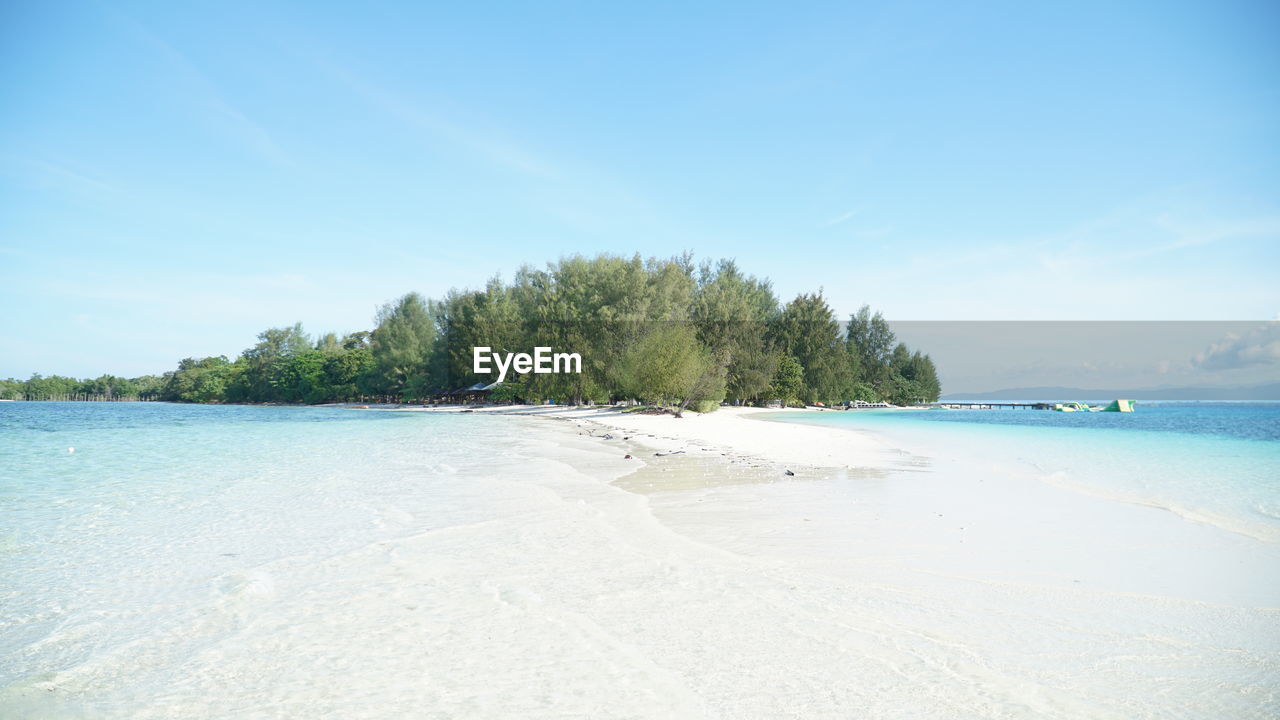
[2, 0, 1278, 378]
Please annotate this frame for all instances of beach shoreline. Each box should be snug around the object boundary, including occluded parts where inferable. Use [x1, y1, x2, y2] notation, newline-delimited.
[361, 402, 1280, 604]
[361, 404, 915, 473]
[528, 403, 1280, 717]
[4, 401, 1277, 718]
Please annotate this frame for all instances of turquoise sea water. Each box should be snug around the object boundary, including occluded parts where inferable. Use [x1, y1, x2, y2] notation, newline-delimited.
[2, 402, 1277, 718]
[768, 402, 1280, 542]
[0, 402, 514, 712]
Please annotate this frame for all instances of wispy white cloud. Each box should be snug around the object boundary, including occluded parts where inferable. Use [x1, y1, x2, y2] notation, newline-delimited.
[1146, 214, 1280, 254]
[299, 54, 683, 246]
[315, 58, 559, 180]
[203, 98, 288, 164]
[40, 272, 315, 304]
[108, 7, 287, 165]
[818, 188, 1280, 320]
[22, 159, 118, 194]
[0, 245, 42, 260]
[821, 207, 862, 228]
[850, 225, 895, 240]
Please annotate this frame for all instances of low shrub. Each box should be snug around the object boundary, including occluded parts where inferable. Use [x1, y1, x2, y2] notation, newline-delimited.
[689, 399, 720, 414]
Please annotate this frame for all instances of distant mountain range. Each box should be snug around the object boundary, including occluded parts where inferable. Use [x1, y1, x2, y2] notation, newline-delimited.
[940, 382, 1280, 402]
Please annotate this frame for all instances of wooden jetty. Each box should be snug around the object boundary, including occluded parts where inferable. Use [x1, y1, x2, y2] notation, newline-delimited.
[931, 402, 1055, 410]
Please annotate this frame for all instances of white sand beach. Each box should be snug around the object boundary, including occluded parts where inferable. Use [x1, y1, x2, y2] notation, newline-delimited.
[341, 403, 1280, 718]
[6, 404, 1275, 719]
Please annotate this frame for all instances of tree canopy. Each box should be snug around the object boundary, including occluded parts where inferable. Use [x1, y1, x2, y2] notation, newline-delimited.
[5, 253, 941, 408]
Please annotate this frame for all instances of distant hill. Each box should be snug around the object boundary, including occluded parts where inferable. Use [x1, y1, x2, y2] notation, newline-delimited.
[940, 383, 1280, 402]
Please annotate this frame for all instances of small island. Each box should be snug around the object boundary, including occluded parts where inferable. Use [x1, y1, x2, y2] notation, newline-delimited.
[2, 254, 941, 413]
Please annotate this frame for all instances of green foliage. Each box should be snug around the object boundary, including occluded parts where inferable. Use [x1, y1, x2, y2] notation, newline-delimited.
[843, 307, 941, 404]
[486, 381, 524, 404]
[18, 253, 942, 407]
[78, 375, 136, 398]
[892, 349, 941, 404]
[368, 293, 436, 398]
[315, 332, 342, 352]
[1, 373, 165, 400]
[225, 323, 311, 402]
[848, 382, 879, 403]
[847, 306, 895, 394]
[164, 356, 234, 403]
[767, 355, 806, 407]
[320, 346, 372, 402]
[131, 375, 166, 399]
[617, 323, 708, 405]
[692, 259, 779, 402]
[689, 399, 720, 413]
[21, 374, 80, 400]
[269, 349, 325, 403]
[771, 293, 857, 404]
[437, 278, 521, 390]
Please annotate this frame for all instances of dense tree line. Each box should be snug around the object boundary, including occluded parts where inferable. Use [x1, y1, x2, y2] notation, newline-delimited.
[0, 374, 165, 401]
[7, 254, 941, 409]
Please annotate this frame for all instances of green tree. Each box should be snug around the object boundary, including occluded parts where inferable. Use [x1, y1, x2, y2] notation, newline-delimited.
[23, 374, 79, 400]
[130, 375, 166, 400]
[367, 293, 436, 398]
[900, 350, 941, 403]
[692, 259, 779, 403]
[437, 277, 522, 390]
[617, 323, 724, 412]
[164, 356, 234, 403]
[229, 323, 311, 401]
[314, 332, 342, 352]
[847, 305, 895, 396]
[772, 293, 854, 403]
[767, 355, 805, 407]
[268, 350, 326, 403]
[321, 345, 372, 401]
[98, 251, 942, 409]
[341, 331, 371, 350]
[80, 374, 138, 398]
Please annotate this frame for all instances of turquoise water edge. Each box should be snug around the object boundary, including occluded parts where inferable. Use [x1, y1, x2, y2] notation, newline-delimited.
[1, 401, 1277, 718]
[769, 402, 1280, 543]
[1, 403, 496, 713]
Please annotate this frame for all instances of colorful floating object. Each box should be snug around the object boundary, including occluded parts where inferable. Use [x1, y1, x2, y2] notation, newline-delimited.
[1052, 399, 1135, 413]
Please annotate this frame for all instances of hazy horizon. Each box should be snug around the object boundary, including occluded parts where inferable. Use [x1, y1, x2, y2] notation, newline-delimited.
[891, 321, 1280, 394]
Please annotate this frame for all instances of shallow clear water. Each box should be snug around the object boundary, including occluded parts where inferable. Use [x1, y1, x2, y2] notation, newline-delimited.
[1, 403, 537, 716]
[2, 402, 1276, 719]
[768, 403, 1280, 542]
[851, 401, 1280, 442]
